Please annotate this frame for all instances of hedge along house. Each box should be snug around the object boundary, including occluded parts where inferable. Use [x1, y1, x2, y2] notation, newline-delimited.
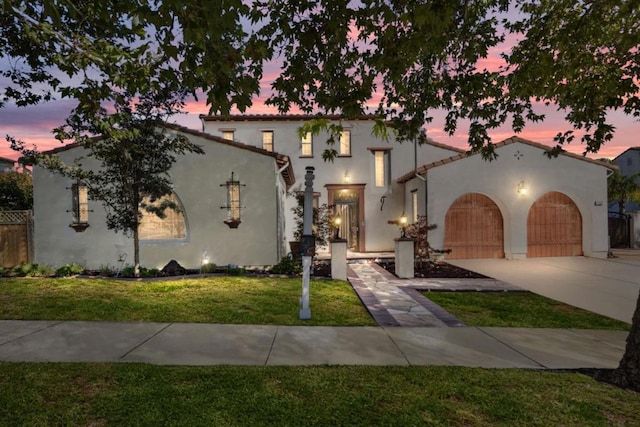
[32, 124, 295, 270]
[398, 136, 616, 260]
[200, 114, 463, 252]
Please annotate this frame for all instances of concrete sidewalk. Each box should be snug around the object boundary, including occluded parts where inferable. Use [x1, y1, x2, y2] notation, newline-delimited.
[0, 320, 627, 369]
[448, 256, 640, 323]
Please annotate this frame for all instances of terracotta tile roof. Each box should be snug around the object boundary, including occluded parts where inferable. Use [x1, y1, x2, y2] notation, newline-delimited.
[200, 113, 381, 122]
[397, 135, 618, 183]
[40, 124, 296, 188]
[201, 114, 464, 154]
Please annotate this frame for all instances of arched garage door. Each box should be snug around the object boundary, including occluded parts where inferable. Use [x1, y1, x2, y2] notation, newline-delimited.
[444, 193, 504, 259]
[527, 191, 582, 257]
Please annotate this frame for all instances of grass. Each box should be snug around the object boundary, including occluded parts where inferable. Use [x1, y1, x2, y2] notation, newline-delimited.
[424, 291, 631, 330]
[0, 277, 375, 326]
[1, 363, 639, 426]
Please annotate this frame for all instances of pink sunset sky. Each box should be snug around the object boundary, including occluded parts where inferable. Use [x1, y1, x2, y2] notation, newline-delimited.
[0, 19, 637, 162]
[1, 81, 636, 162]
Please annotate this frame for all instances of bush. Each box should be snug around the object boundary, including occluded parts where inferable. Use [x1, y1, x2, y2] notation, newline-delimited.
[227, 267, 246, 276]
[119, 265, 160, 278]
[200, 263, 217, 274]
[55, 263, 85, 277]
[270, 254, 302, 275]
[99, 264, 116, 277]
[11, 263, 54, 277]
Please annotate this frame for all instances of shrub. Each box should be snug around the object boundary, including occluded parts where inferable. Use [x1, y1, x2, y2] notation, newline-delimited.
[270, 254, 302, 275]
[200, 263, 217, 274]
[119, 265, 160, 278]
[99, 264, 116, 277]
[404, 215, 438, 264]
[55, 263, 85, 277]
[227, 267, 246, 276]
[291, 193, 334, 248]
[0, 266, 4, 277]
[11, 263, 54, 277]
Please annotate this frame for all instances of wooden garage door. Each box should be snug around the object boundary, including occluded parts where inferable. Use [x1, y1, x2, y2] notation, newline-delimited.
[527, 192, 582, 257]
[444, 193, 504, 259]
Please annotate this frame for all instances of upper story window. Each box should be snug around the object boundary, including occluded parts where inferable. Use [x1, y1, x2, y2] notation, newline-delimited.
[262, 131, 274, 152]
[339, 130, 351, 156]
[411, 190, 419, 223]
[301, 132, 313, 157]
[628, 157, 633, 166]
[368, 148, 391, 188]
[221, 130, 235, 141]
[139, 192, 187, 241]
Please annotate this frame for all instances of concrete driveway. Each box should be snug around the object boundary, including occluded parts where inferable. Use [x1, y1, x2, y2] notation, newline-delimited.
[448, 251, 640, 323]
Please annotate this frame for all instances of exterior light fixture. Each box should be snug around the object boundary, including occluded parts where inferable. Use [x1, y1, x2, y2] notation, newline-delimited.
[517, 180, 528, 196]
[399, 213, 408, 238]
[343, 172, 351, 183]
[68, 179, 91, 232]
[333, 216, 342, 240]
[221, 172, 245, 228]
[201, 251, 210, 266]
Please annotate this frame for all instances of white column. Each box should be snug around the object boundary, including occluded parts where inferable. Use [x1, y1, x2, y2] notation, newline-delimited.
[395, 238, 414, 279]
[330, 239, 347, 280]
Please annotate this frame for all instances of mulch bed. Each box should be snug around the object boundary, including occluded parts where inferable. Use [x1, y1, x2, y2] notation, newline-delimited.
[376, 260, 488, 279]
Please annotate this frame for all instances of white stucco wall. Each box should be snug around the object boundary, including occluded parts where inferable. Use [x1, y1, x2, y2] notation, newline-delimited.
[405, 141, 610, 259]
[202, 117, 460, 251]
[33, 129, 287, 270]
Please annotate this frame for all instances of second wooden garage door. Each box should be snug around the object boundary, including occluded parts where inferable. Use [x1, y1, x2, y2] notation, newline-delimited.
[444, 193, 504, 259]
[527, 191, 582, 257]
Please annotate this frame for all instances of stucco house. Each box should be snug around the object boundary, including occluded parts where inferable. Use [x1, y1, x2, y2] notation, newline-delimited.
[0, 156, 15, 172]
[613, 147, 640, 247]
[200, 114, 462, 252]
[399, 136, 615, 259]
[200, 115, 613, 260]
[32, 125, 294, 270]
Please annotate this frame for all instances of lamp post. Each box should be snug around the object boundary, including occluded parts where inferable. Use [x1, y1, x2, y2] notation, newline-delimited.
[333, 216, 342, 240]
[399, 213, 408, 238]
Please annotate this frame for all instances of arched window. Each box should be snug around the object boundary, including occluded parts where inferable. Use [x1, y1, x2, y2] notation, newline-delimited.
[139, 192, 187, 240]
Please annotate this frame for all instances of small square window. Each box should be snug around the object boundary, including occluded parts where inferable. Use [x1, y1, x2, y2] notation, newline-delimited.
[222, 131, 234, 141]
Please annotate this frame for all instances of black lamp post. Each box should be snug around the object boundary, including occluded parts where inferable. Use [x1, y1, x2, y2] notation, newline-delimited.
[333, 216, 342, 240]
[399, 213, 408, 238]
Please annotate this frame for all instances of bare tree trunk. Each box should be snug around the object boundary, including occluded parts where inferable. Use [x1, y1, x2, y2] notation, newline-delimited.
[599, 291, 640, 391]
[133, 227, 140, 278]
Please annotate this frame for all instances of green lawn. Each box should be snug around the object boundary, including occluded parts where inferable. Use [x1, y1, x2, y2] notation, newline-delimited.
[1, 363, 639, 426]
[424, 291, 631, 330]
[0, 277, 375, 326]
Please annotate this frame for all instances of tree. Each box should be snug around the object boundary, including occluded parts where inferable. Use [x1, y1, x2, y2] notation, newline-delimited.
[0, 170, 32, 210]
[11, 92, 204, 276]
[2, 0, 640, 388]
[608, 170, 640, 214]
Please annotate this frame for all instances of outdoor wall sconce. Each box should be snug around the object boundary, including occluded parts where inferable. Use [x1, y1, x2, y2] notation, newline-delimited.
[343, 171, 351, 184]
[333, 216, 342, 240]
[67, 179, 91, 232]
[517, 180, 529, 196]
[220, 172, 245, 228]
[399, 213, 408, 238]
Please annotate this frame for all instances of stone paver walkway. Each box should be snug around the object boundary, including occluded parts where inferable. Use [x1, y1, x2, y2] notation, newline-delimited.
[347, 261, 522, 327]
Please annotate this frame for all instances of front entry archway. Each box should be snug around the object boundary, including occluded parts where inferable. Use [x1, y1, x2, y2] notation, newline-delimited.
[444, 193, 504, 259]
[527, 191, 582, 257]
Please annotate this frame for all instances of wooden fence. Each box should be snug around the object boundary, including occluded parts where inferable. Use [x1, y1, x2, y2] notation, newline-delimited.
[0, 210, 33, 268]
